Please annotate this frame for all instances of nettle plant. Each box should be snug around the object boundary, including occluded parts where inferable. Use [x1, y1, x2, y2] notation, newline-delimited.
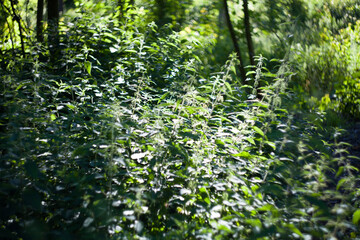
[1, 8, 359, 240]
[101, 53, 296, 238]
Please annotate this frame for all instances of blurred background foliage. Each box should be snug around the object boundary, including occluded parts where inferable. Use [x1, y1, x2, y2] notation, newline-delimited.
[1, 0, 360, 239]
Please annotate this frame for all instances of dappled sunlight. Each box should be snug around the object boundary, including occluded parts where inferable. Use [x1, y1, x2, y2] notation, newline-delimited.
[0, 0, 359, 239]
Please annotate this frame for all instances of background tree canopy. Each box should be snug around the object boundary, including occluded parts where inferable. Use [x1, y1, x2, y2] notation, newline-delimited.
[1, 0, 360, 239]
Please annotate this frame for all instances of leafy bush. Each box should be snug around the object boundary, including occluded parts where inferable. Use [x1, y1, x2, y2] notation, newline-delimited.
[327, 0, 360, 31]
[336, 77, 360, 120]
[1, 3, 360, 240]
[290, 18, 360, 119]
[290, 28, 349, 97]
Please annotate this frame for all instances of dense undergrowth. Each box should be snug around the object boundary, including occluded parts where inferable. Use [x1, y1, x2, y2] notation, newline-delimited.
[1, 2, 360, 240]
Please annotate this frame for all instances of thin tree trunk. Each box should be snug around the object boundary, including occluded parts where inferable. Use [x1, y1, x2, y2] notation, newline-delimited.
[36, 0, 44, 43]
[223, 0, 246, 84]
[58, 0, 63, 12]
[155, 0, 166, 26]
[10, 0, 25, 57]
[243, 0, 255, 66]
[48, 0, 59, 62]
[47, 0, 59, 29]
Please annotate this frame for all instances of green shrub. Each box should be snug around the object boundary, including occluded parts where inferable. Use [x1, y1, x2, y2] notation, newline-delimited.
[290, 19, 360, 119]
[336, 77, 360, 120]
[1, 2, 360, 240]
[327, 0, 360, 31]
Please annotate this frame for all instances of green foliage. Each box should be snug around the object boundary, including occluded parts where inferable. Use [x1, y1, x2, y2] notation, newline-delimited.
[336, 77, 360, 120]
[0, 1, 360, 240]
[290, 19, 360, 119]
[137, 0, 193, 29]
[326, 0, 360, 31]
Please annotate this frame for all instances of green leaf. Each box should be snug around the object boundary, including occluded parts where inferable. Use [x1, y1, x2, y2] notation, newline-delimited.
[232, 151, 252, 159]
[240, 84, 253, 89]
[353, 209, 360, 225]
[67, 104, 76, 110]
[157, 92, 169, 103]
[131, 152, 147, 159]
[285, 223, 303, 237]
[337, 178, 346, 190]
[195, 95, 208, 102]
[246, 71, 256, 76]
[264, 141, 276, 150]
[125, 49, 137, 53]
[199, 187, 207, 193]
[253, 126, 265, 137]
[336, 166, 344, 178]
[230, 65, 236, 74]
[224, 82, 232, 94]
[217, 223, 232, 232]
[109, 47, 117, 53]
[245, 219, 261, 228]
[135, 220, 144, 233]
[50, 114, 56, 121]
[83, 217, 94, 228]
[246, 137, 255, 145]
[241, 186, 252, 197]
[252, 102, 269, 109]
[258, 204, 276, 212]
[84, 61, 92, 75]
[185, 106, 197, 114]
[215, 139, 225, 146]
[104, 32, 118, 40]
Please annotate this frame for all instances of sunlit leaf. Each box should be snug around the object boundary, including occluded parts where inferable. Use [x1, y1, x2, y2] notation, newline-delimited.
[135, 220, 144, 233]
[131, 152, 147, 159]
[232, 151, 252, 159]
[264, 141, 276, 150]
[246, 137, 256, 145]
[50, 114, 56, 121]
[253, 126, 265, 137]
[285, 223, 303, 237]
[84, 61, 92, 75]
[337, 178, 346, 190]
[335, 166, 344, 178]
[353, 209, 360, 225]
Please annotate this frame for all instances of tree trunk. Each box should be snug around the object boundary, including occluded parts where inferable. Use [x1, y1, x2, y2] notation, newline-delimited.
[223, 0, 246, 84]
[58, 0, 63, 12]
[36, 0, 44, 43]
[155, 0, 166, 26]
[243, 0, 255, 67]
[47, 0, 59, 26]
[243, 0, 261, 98]
[47, 0, 59, 62]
